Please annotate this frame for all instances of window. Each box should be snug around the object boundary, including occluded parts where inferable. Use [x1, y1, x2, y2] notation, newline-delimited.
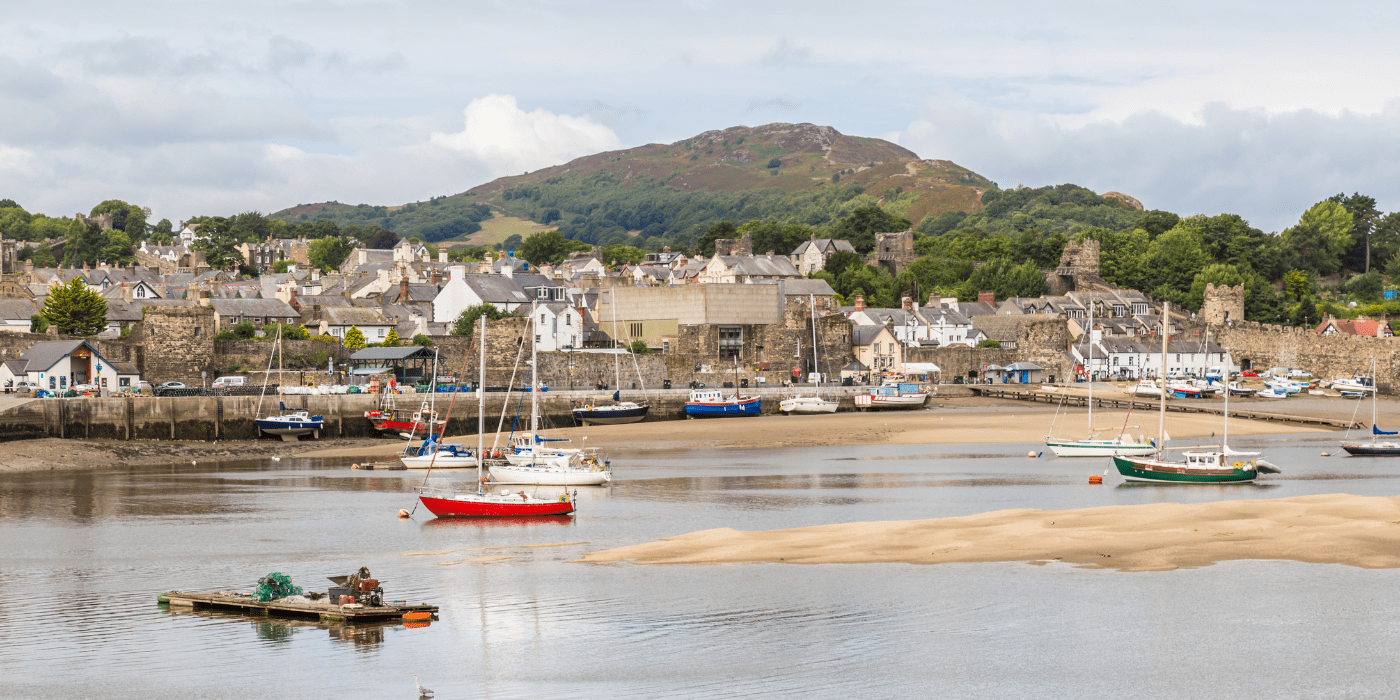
[629, 322, 643, 339]
[48, 376, 55, 390]
[377, 328, 386, 338]
[540, 313, 546, 325]
[1175, 354, 1181, 362]
[565, 315, 572, 327]
[535, 334, 541, 344]
[193, 326, 201, 338]
[718, 326, 742, 360]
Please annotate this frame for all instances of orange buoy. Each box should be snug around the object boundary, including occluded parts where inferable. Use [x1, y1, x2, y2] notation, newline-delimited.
[403, 612, 432, 621]
[397, 509, 411, 519]
[1088, 475, 1103, 484]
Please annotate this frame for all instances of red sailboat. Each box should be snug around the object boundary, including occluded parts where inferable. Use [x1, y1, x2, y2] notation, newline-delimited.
[416, 315, 575, 519]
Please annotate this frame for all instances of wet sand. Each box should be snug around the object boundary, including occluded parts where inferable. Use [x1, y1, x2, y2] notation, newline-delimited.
[577, 493, 1400, 571]
[0, 436, 403, 472]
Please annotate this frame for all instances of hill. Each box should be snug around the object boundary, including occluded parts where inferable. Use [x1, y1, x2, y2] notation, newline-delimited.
[271, 123, 1002, 249]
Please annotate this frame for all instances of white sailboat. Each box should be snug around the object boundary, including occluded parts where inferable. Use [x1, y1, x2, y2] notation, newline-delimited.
[572, 288, 649, 425]
[489, 294, 612, 486]
[1046, 300, 1153, 457]
[400, 350, 477, 469]
[781, 293, 839, 414]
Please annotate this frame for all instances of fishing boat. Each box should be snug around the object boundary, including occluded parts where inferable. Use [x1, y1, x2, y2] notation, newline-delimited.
[1112, 303, 1281, 484]
[571, 293, 649, 426]
[684, 388, 761, 416]
[1331, 374, 1376, 395]
[255, 325, 324, 441]
[780, 293, 840, 415]
[1227, 382, 1257, 398]
[1132, 378, 1164, 397]
[853, 383, 928, 410]
[401, 439, 478, 469]
[417, 315, 575, 518]
[365, 397, 445, 438]
[1256, 387, 1288, 399]
[1046, 309, 1154, 457]
[1340, 390, 1366, 399]
[1340, 360, 1400, 456]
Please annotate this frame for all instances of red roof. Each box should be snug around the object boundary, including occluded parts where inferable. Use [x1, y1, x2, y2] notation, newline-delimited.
[1316, 319, 1393, 337]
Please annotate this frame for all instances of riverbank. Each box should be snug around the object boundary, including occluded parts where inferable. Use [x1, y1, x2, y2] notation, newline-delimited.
[0, 435, 403, 472]
[577, 493, 1400, 571]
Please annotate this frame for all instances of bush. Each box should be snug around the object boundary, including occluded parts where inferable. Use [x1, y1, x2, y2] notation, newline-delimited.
[976, 339, 1002, 348]
[628, 339, 651, 354]
[227, 320, 256, 339]
[29, 314, 47, 334]
[412, 334, 433, 347]
[766, 158, 781, 169]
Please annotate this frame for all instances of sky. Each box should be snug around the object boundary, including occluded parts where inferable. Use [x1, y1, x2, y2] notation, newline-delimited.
[4, 0, 1400, 231]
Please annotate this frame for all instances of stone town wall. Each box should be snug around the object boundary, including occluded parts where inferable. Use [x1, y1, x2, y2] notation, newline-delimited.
[905, 346, 1022, 380]
[1211, 322, 1400, 392]
[213, 339, 353, 374]
[1200, 283, 1245, 325]
[969, 315, 1073, 379]
[132, 306, 217, 385]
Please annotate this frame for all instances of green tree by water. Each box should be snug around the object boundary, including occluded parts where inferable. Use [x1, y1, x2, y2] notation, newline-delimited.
[451, 304, 511, 336]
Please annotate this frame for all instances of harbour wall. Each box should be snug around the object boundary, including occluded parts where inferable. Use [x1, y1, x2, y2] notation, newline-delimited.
[0, 386, 975, 442]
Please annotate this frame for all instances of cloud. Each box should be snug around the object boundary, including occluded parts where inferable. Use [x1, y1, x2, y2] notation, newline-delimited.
[897, 94, 1400, 231]
[747, 97, 801, 112]
[430, 94, 622, 176]
[759, 38, 811, 66]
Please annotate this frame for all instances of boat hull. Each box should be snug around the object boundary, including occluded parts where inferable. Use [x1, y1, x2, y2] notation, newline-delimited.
[1112, 456, 1257, 483]
[488, 464, 611, 485]
[400, 455, 478, 469]
[256, 418, 324, 441]
[419, 493, 575, 518]
[684, 397, 761, 417]
[779, 397, 839, 414]
[1340, 443, 1400, 456]
[1046, 439, 1156, 457]
[365, 411, 445, 437]
[571, 404, 649, 425]
[853, 394, 927, 410]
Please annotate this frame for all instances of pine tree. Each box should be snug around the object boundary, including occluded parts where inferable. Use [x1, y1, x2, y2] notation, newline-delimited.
[42, 277, 108, 336]
[383, 328, 401, 346]
[344, 325, 367, 349]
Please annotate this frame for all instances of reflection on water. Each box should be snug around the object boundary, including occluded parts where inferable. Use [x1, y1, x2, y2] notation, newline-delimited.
[5, 433, 1400, 698]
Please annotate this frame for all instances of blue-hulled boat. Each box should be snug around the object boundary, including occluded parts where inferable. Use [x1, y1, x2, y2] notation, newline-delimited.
[683, 389, 760, 417]
[257, 402, 325, 441]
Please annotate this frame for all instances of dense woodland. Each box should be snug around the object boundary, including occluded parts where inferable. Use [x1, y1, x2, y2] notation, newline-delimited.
[6, 183, 1400, 329]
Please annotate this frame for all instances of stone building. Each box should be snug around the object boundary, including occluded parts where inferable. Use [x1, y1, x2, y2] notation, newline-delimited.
[1051, 239, 1105, 293]
[238, 237, 311, 272]
[132, 305, 216, 385]
[865, 230, 916, 275]
[791, 235, 856, 275]
[1200, 283, 1245, 326]
[713, 232, 753, 257]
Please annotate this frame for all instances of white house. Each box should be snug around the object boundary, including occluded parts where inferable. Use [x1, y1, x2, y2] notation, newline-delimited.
[433, 267, 531, 323]
[8, 340, 136, 392]
[533, 303, 584, 351]
[318, 307, 396, 343]
[790, 237, 857, 275]
[0, 299, 40, 333]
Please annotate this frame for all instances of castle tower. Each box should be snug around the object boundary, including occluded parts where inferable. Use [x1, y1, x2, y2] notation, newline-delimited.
[1201, 283, 1245, 326]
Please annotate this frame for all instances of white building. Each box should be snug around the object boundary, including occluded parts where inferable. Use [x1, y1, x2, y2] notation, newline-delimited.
[433, 267, 531, 323]
[4, 340, 138, 392]
[533, 303, 584, 351]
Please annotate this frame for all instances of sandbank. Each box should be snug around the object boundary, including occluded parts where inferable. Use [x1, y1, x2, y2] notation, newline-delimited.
[577, 493, 1400, 571]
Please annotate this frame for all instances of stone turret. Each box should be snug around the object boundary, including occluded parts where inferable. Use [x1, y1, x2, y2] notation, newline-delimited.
[1201, 283, 1245, 326]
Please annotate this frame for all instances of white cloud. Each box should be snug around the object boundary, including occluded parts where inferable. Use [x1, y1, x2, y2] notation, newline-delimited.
[898, 94, 1400, 232]
[430, 95, 622, 178]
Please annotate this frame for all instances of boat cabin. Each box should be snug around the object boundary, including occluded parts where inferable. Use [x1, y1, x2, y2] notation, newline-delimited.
[689, 389, 727, 402]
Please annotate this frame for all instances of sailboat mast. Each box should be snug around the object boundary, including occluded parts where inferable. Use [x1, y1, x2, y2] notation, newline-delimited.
[1373, 358, 1378, 445]
[1088, 295, 1094, 431]
[1223, 347, 1230, 450]
[811, 293, 819, 383]
[478, 316, 485, 495]
[611, 288, 620, 391]
[1158, 302, 1170, 458]
[531, 297, 539, 440]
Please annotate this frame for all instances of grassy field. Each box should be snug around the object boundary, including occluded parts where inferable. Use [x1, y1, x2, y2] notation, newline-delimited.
[445, 212, 556, 247]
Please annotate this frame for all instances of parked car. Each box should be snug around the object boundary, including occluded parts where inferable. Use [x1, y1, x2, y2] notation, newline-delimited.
[158, 381, 186, 390]
[211, 376, 247, 388]
[1241, 370, 1259, 378]
[13, 381, 39, 392]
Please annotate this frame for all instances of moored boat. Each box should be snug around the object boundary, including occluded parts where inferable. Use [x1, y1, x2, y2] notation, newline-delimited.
[1340, 360, 1400, 456]
[572, 401, 649, 425]
[853, 383, 928, 410]
[256, 405, 325, 441]
[684, 389, 761, 417]
[779, 395, 839, 413]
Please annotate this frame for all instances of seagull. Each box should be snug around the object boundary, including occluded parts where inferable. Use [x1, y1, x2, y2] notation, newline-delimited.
[412, 675, 434, 697]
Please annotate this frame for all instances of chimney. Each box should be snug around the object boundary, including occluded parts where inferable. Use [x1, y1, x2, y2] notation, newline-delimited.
[854, 295, 865, 312]
[978, 290, 996, 305]
[23, 260, 33, 277]
[311, 268, 320, 281]
[121, 282, 133, 303]
[448, 265, 466, 282]
[901, 296, 912, 311]
[501, 262, 513, 278]
[399, 277, 409, 301]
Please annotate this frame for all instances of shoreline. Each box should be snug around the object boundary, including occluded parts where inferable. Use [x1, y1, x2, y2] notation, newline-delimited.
[576, 493, 1400, 571]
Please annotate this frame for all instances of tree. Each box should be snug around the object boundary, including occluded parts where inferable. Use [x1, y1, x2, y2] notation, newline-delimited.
[1289, 296, 1320, 328]
[628, 339, 651, 354]
[383, 328, 401, 347]
[272, 259, 290, 273]
[412, 333, 433, 347]
[823, 250, 864, 277]
[343, 326, 367, 349]
[1346, 271, 1384, 303]
[151, 219, 174, 245]
[29, 314, 46, 333]
[1141, 225, 1211, 308]
[976, 339, 1002, 348]
[1282, 200, 1353, 276]
[520, 230, 589, 266]
[828, 205, 911, 253]
[1282, 269, 1314, 301]
[41, 277, 108, 336]
[101, 231, 135, 265]
[188, 217, 245, 270]
[28, 242, 56, 267]
[362, 228, 399, 249]
[601, 244, 646, 266]
[451, 304, 511, 336]
[500, 233, 524, 251]
[309, 236, 354, 272]
[766, 158, 782, 169]
[1136, 210, 1181, 239]
[0, 199, 18, 209]
[1328, 192, 1380, 272]
[63, 223, 107, 268]
[739, 220, 818, 257]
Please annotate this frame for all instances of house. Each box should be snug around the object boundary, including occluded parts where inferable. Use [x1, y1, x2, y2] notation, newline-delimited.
[852, 325, 902, 372]
[699, 255, 801, 284]
[318, 307, 396, 343]
[532, 303, 584, 351]
[0, 298, 40, 333]
[433, 267, 531, 323]
[208, 298, 301, 332]
[1315, 318, 1395, 338]
[238, 237, 311, 272]
[8, 340, 136, 392]
[790, 236, 857, 275]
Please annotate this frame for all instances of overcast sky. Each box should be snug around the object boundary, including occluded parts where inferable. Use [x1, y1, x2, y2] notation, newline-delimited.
[4, 0, 1400, 231]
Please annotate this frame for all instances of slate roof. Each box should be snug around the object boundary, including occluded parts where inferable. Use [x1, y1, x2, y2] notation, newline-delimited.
[350, 346, 435, 361]
[208, 298, 300, 318]
[851, 325, 890, 346]
[461, 274, 530, 305]
[791, 238, 857, 256]
[0, 298, 39, 320]
[714, 255, 800, 278]
[105, 300, 143, 323]
[18, 340, 104, 374]
[321, 307, 392, 326]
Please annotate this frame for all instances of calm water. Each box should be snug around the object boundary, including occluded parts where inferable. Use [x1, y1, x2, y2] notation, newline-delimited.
[4, 433, 1400, 698]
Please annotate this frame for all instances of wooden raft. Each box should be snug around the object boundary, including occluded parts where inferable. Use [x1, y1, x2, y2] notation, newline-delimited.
[162, 591, 438, 622]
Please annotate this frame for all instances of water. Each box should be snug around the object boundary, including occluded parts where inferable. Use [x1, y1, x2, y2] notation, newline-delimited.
[4, 433, 1400, 698]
